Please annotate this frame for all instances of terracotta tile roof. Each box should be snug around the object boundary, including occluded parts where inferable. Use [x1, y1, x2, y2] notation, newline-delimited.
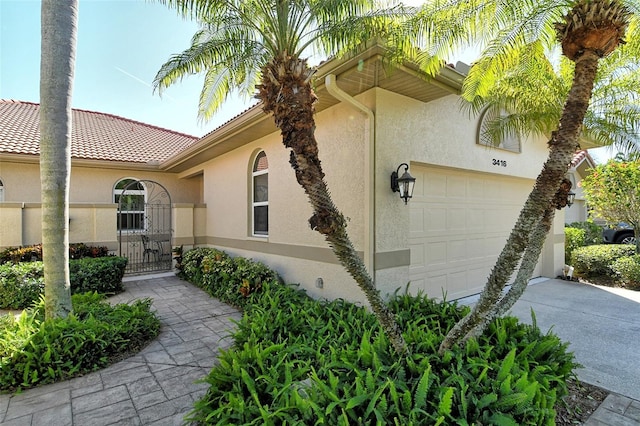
[571, 150, 595, 168]
[0, 100, 199, 164]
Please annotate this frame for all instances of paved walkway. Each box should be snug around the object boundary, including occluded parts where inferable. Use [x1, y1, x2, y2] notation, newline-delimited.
[507, 279, 640, 426]
[0, 274, 242, 425]
[1, 275, 639, 425]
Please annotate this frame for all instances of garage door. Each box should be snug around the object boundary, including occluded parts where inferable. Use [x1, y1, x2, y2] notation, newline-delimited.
[409, 165, 542, 300]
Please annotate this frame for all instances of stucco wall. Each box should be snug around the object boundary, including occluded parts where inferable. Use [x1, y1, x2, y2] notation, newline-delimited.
[179, 100, 370, 302]
[373, 89, 563, 294]
[0, 161, 202, 204]
[0, 161, 203, 249]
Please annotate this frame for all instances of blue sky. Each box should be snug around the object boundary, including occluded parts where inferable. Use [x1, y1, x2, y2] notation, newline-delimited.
[0, 0, 613, 161]
[0, 0, 251, 137]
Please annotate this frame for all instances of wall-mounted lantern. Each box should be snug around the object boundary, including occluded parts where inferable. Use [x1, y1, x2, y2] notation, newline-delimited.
[567, 191, 576, 208]
[391, 163, 416, 205]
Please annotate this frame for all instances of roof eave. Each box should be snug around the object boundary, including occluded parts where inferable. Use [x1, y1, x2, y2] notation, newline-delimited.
[160, 42, 466, 173]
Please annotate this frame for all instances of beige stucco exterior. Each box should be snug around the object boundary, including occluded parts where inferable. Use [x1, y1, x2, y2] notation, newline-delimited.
[1, 44, 569, 304]
[0, 159, 204, 251]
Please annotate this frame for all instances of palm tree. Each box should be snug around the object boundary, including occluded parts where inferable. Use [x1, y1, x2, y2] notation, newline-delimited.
[39, 0, 78, 319]
[153, 0, 410, 354]
[405, 0, 635, 352]
[443, 24, 640, 338]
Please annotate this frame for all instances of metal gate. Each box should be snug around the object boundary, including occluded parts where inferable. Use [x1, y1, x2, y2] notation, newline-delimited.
[118, 179, 172, 274]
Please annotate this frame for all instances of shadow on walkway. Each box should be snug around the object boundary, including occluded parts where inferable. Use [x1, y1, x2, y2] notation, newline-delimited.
[0, 274, 241, 426]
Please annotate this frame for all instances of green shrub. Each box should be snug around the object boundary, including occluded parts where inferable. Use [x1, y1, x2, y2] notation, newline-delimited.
[0, 243, 110, 265]
[69, 256, 127, 294]
[186, 283, 577, 425]
[566, 221, 603, 246]
[0, 263, 44, 310]
[0, 257, 127, 309]
[564, 227, 586, 262]
[180, 247, 280, 308]
[178, 247, 224, 284]
[611, 255, 640, 289]
[0, 292, 160, 391]
[571, 244, 636, 277]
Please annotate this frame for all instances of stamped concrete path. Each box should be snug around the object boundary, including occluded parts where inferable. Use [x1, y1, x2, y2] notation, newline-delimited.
[0, 273, 242, 425]
[2, 275, 639, 425]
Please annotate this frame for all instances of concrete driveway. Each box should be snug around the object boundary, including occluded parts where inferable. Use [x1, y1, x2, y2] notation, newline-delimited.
[506, 278, 640, 401]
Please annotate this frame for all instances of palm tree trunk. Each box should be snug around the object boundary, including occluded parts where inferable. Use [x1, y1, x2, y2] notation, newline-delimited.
[40, 0, 77, 320]
[258, 53, 408, 355]
[464, 207, 556, 340]
[439, 50, 601, 354]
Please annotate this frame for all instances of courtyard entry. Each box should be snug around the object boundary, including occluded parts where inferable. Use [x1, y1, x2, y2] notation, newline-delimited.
[117, 179, 172, 274]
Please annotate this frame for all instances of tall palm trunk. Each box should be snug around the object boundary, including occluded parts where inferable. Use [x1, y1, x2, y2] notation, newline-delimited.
[40, 0, 77, 319]
[440, 0, 629, 353]
[440, 51, 601, 353]
[466, 206, 556, 340]
[258, 53, 408, 355]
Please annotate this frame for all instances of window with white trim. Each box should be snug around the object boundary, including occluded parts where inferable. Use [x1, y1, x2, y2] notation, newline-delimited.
[252, 151, 268, 236]
[114, 178, 146, 231]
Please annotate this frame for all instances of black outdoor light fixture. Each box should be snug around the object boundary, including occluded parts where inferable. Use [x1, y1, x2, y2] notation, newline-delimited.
[391, 163, 416, 204]
[567, 191, 576, 208]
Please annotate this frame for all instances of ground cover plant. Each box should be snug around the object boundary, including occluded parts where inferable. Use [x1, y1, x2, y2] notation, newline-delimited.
[180, 248, 578, 425]
[0, 256, 128, 309]
[0, 292, 160, 392]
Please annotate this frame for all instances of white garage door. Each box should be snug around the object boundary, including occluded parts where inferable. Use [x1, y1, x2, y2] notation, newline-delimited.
[409, 165, 542, 300]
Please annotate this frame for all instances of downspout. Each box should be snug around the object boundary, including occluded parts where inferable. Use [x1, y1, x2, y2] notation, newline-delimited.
[325, 74, 376, 276]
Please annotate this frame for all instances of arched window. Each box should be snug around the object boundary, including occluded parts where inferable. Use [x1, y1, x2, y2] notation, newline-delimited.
[114, 178, 145, 231]
[476, 108, 522, 153]
[0, 179, 4, 202]
[252, 151, 268, 236]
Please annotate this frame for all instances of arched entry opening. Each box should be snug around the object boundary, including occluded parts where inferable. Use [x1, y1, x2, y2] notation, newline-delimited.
[117, 179, 172, 274]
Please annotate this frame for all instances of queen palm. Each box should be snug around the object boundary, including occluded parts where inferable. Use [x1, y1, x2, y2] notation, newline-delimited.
[154, 0, 410, 354]
[406, 0, 636, 352]
[456, 32, 640, 328]
[39, 0, 78, 319]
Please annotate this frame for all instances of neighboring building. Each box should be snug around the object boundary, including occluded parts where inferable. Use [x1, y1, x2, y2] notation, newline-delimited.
[566, 150, 596, 224]
[0, 42, 589, 302]
[0, 100, 203, 273]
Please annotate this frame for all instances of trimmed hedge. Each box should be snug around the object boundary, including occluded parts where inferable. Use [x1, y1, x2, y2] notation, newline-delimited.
[571, 244, 636, 277]
[564, 227, 585, 263]
[180, 247, 281, 309]
[611, 255, 640, 289]
[179, 248, 577, 425]
[0, 256, 128, 309]
[0, 292, 160, 391]
[0, 243, 110, 265]
[565, 221, 604, 263]
[566, 221, 603, 246]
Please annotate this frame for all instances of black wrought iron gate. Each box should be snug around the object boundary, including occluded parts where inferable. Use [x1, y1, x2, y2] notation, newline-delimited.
[118, 180, 172, 274]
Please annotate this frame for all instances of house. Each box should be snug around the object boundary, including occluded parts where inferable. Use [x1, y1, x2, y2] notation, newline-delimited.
[0, 100, 203, 273]
[0, 42, 584, 303]
[566, 150, 597, 224]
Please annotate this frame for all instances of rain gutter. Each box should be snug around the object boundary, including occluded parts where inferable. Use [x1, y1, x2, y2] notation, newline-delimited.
[325, 74, 376, 276]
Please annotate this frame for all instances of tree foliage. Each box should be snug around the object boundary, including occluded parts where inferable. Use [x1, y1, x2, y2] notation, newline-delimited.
[582, 160, 640, 251]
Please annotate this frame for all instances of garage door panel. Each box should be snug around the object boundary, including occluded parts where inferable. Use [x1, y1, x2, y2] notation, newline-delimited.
[424, 173, 446, 197]
[409, 166, 541, 300]
[426, 207, 448, 233]
[447, 175, 467, 198]
[410, 243, 425, 268]
[448, 208, 467, 231]
[425, 241, 447, 265]
[410, 208, 425, 234]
